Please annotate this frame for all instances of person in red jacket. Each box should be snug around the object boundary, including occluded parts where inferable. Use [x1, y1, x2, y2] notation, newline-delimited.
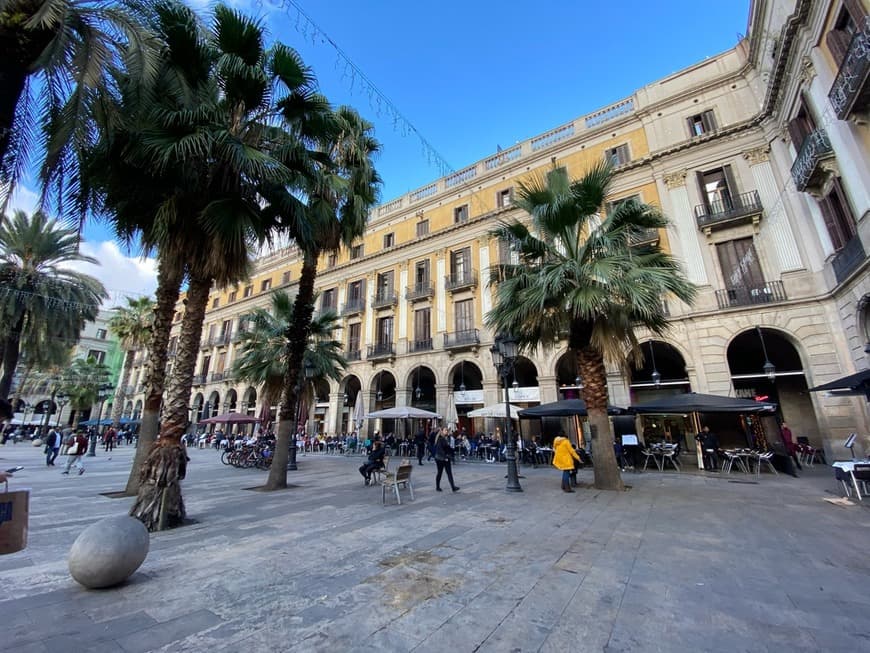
[62, 431, 89, 475]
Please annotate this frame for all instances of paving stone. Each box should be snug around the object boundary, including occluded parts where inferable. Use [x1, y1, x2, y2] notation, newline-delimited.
[114, 609, 221, 653]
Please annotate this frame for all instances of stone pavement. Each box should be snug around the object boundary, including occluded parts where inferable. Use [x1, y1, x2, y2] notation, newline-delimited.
[1, 442, 869, 653]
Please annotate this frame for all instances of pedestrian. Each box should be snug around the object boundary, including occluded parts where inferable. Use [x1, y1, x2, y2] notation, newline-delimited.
[780, 421, 803, 471]
[433, 428, 459, 492]
[696, 426, 720, 471]
[358, 440, 386, 486]
[45, 427, 61, 466]
[62, 431, 89, 475]
[552, 434, 580, 492]
[414, 426, 426, 466]
[104, 426, 116, 452]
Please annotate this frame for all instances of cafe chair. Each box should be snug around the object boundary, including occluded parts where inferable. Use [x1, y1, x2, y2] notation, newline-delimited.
[850, 464, 870, 501]
[382, 462, 414, 505]
[754, 451, 777, 478]
[660, 445, 681, 472]
[641, 448, 660, 471]
[371, 456, 391, 485]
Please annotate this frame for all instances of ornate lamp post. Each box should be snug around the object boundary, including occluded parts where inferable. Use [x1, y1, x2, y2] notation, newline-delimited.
[490, 334, 523, 493]
[88, 384, 113, 456]
[756, 326, 776, 382]
[288, 360, 315, 471]
[56, 394, 69, 427]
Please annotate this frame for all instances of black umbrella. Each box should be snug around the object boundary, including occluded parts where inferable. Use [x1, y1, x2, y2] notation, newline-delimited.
[809, 369, 870, 400]
[629, 392, 776, 414]
[518, 399, 626, 417]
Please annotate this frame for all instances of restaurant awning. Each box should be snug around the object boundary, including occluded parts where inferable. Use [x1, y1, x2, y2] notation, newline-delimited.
[809, 368, 870, 400]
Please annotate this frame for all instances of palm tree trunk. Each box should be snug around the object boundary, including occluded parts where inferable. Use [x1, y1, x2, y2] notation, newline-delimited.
[125, 257, 183, 495]
[265, 253, 318, 490]
[0, 314, 25, 400]
[130, 275, 209, 530]
[577, 347, 624, 491]
[111, 349, 135, 427]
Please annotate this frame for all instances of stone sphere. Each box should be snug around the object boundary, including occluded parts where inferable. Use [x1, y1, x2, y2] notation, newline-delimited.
[32, 439, 43, 447]
[69, 515, 149, 589]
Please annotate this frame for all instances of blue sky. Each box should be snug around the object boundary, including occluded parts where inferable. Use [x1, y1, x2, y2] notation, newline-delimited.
[17, 0, 750, 300]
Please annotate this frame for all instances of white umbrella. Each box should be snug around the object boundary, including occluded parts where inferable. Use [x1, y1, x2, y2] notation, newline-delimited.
[352, 393, 366, 430]
[366, 406, 441, 419]
[445, 400, 458, 428]
[467, 403, 522, 419]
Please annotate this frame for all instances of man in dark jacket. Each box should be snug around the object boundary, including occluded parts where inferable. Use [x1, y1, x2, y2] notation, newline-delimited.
[414, 427, 426, 466]
[696, 426, 720, 471]
[359, 441, 386, 485]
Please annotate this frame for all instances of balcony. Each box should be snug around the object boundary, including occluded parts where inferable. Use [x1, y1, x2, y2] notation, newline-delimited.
[445, 271, 478, 292]
[210, 332, 232, 347]
[409, 338, 433, 353]
[791, 129, 837, 196]
[714, 280, 787, 309]
[193, 374, 207, 386]
[443, 329, 480, 350]
[209, 372, 225, 383]
[694, 191, 763, 234]
[832, 236, 866, 284]
[406, 283, 435, 302]
[829, 16, 870, 120]
[629, 228, 660, 247]
[371, 291, 398, 309]
[346, 348, 361, 361]
[341, 299, 366, 317]
[367, 343, 394, 361]
[232, 328, 249, 343]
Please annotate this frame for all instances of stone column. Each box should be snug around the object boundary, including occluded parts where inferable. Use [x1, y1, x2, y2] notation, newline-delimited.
[364, 273, 375, 344]
[398, 263, 408, 341]
[478, 235, 492, 316]
[663, 171, 708, 285]
[743, 146, 802, 271]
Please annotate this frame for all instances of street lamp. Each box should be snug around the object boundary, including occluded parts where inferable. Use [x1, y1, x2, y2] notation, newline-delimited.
[88, 383, 114, 456]
[490, 334, 523, 493]
[56, 394, 69, 427]
[649, 341, 661, 388]
[288, 360, 316, 471]
[756, 326, 776, 383]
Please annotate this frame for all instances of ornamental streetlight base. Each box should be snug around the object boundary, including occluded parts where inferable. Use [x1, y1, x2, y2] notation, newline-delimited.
[287, 442, 298, 471]
[87, 435, 98, 457]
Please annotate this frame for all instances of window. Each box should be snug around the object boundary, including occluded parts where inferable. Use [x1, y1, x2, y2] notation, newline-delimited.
[454, 204, 469, 224]
[168, 336, 178, 355]
[87, 349, 106, 364]
[281, 271, 291, 285]
[211, 298, 219, 309]
[416, 219, 429, 237]
[200, 355, 211, 376]
[376, 271, 394, 301]
[243, 285, 253, 298]
[221, 320, 232, 339]
[414, 260, 430, 287]
[350, 244, 364, 259]
[347, 322, 361, 352]
[348, 279, 365, 304]
[215, 351, 226, 374]
[454, 299, 474, 332]
[604, 144, 631, 166]
[260, 278, 272, 292]
[696, 166, 737, 214]
[414, 308, 431, 343]
[687, 110, 717, 137]
[376, 316, 393, 345]
[383, 232, 395, 248]
[606, 194, 642, 216]
[450, 247, 471, 279]
[716, 238, 765, 291]
[228, 290, 237, 303]
[496, 188, 513, 208]
[95, 328, 107, 340]
[818, 178, 858, 251]
[498, 237, 520, 266]
[208, 323, 216, 340]
[321, 288, 337, 311]
[787, 100, 816, 149]
[327, 253, 337, 268]
[827, 1, 865, 64]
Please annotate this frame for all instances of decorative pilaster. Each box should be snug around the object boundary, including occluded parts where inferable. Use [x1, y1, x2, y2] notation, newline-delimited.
[663, 170, 687, 190]
[478, 238, 492, 316]
[662, 171, 708, 285]
[364, 274, 375, 344]
[436, 251, 447, 332]
[746, 153, 803, 271]
[398, 265, 408, 340]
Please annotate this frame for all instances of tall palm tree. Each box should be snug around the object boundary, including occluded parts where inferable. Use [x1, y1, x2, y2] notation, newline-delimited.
[486, 164, 696, 491]
[107, 295, 153, 427]
[263, 106, 381, 490]
[0, 209, 106, 399]
[59, 355, 112, 428]
[0, 0, 156, 210]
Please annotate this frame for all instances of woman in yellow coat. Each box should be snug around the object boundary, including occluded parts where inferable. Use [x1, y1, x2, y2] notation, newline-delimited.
[552, 435, 581, 493]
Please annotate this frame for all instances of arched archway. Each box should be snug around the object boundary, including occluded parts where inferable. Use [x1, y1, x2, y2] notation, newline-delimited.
[339, 375, 362, 435]
[727, 327, 821, 445]
[192, 393, 204, 422]
[133, 400, 143, 420]
[555, 352, 584, 399]
[123, 401, 133, 419]
[509, 356, 539, 405]
[225, 389, 238, 413]
[408, 366, 436, 412]
[629, 341, 692, 447]
[450, 360, 484, 435]
[206, 391, 220, 419]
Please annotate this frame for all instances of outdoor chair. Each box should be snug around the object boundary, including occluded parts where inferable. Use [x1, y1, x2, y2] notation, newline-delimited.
[371, 456, 390, 485]
[660, 445, 681, 472]
[835, 467, 854, 498]
[754, 451, 777, 478]
[850, 464, 870, 501]
[382, 462, 414, 505]
[641, 448, 659, 471]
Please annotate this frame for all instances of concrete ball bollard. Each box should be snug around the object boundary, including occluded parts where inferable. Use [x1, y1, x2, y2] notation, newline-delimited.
[32, 439, 43, 447]
[69, 516, 150, 589]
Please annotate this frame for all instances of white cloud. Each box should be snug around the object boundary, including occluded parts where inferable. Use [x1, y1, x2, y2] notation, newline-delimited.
[5, 184, 40, 216]
[63, 241, 159, 309]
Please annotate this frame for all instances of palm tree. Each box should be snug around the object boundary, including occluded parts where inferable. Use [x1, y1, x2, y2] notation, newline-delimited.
[0, 0, 156, 209]
[486, 164, 696, 491]
[107, 296, 153, 427]
[263, 106, 381, 490]
[0, 209, 107, 400]
[59, 355, 112, 428]
[232, 290, 346, 423]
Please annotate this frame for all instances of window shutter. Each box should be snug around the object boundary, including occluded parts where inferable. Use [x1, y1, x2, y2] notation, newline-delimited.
[696, 171, 711, 212]
[702, 110, 716, 132]
[360, 278, 366, 300]
[786, 117, 807, 149]
[845, 0, 867, 20]
[827, 29, 851, 64]
[722, 165, 739, 208]
[687, 116, 696, 136]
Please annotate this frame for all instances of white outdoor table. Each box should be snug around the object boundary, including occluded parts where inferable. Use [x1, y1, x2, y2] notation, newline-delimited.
[832, 461, 870, 499]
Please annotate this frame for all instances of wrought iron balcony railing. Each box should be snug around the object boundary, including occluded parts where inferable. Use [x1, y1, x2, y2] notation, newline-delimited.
[371, 291, 398, 309]
[193, 374, 208, 386]
[346, 348, 361, 361]
[791, 129, 835, 192]
[406, 283, 435, 301]
[209, 372, 225, 383]
[628, 228, 661, 246]
[341, 300, 366, 316]
[409, 338, 433, 353]
[694, 191, 763, 231]
[832, 236, 866, 284]
[443, 329, 480, 349]
[367, 343, 394, 360]
[714, 280, 787, 310]
[445, 271, 478, 292]
[829, 16, 870, 120]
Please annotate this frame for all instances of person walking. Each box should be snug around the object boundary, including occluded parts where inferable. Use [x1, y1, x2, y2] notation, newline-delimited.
[696, 426, 720, 471]
[45, 428, 61, 466]
[62, 431, 89, 475]
[780, 421, 803, 471]
[434, 428, 459, 492]
[104, 426, 117, 452]
[552, 434, 580, 492]
[414, 427, 426, 466]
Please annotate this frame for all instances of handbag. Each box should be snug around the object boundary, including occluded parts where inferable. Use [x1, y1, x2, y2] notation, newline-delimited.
[67, 442, 80, 456]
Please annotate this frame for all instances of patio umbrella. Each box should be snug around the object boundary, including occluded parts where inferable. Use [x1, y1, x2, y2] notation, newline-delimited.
[352, 393, 366, 431]
[518, 399, 626, 417]
[365, 406, 441, 419]
[445, 399, 458, 428]
[467, 403, 522, 419]
[809, 368, 870, 400]
[198, 413, 262, 425]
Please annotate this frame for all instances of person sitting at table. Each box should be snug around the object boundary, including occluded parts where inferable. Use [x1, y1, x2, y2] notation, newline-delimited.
[696, 426, 720, 471]
[359, 440, 386, 485]
[553, 434, 581, 493]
